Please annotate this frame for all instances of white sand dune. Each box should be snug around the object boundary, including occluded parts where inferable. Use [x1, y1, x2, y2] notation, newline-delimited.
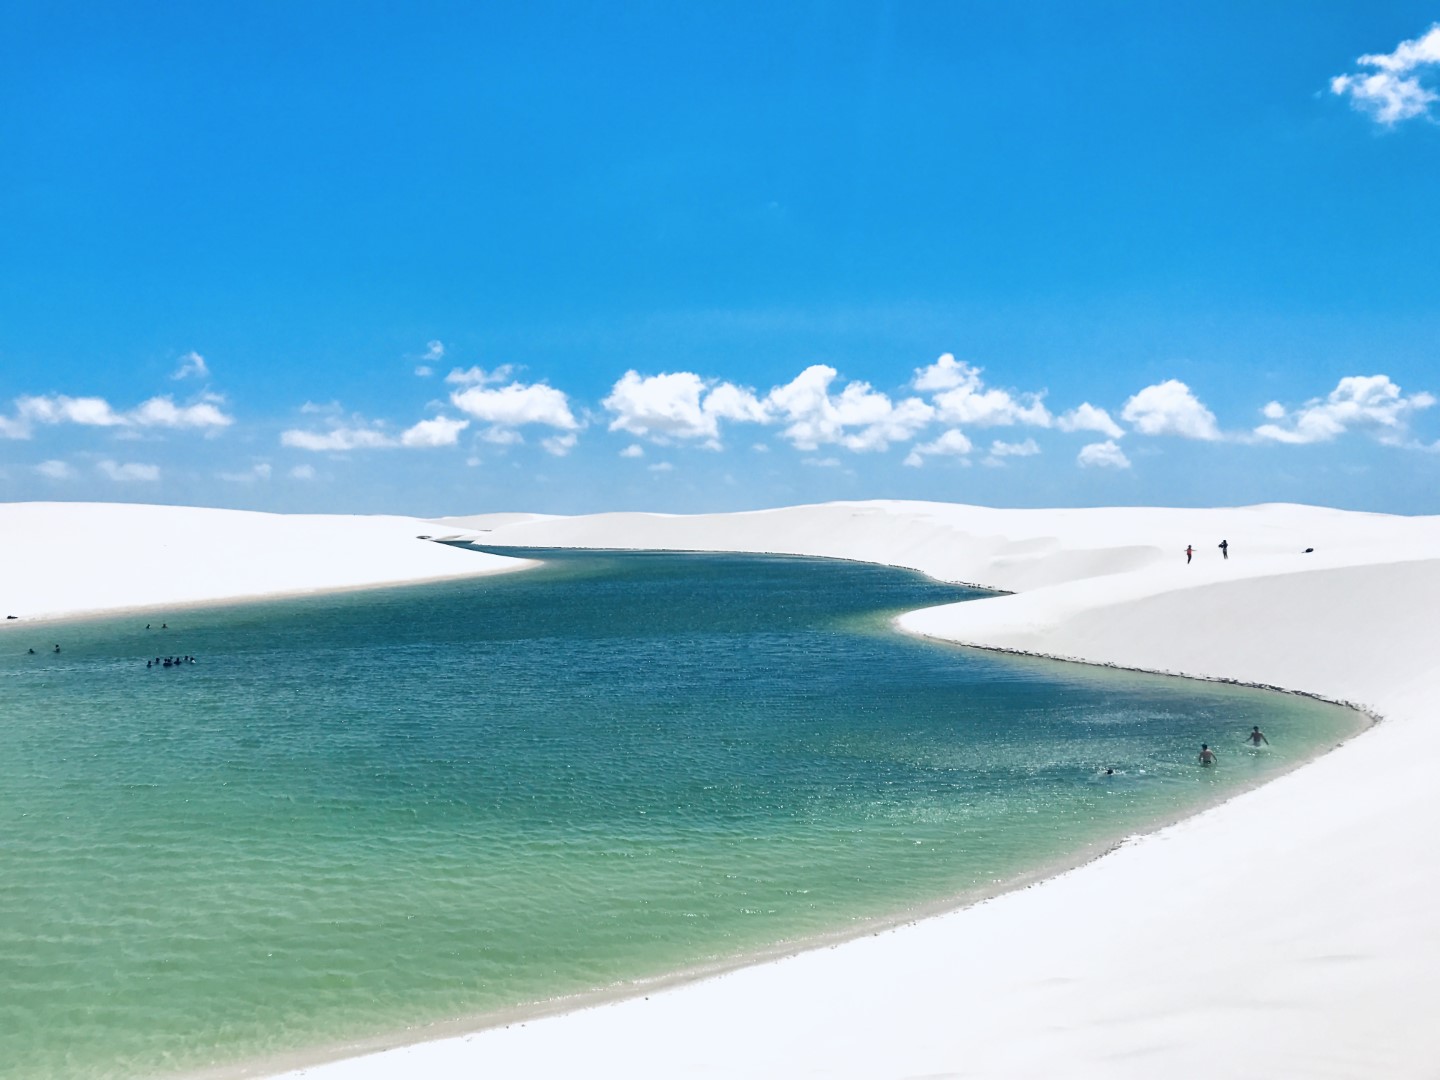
[273, 501, 1440, 1080]
[0, 502, 526, 623]
[6, 499, 1438, 1078]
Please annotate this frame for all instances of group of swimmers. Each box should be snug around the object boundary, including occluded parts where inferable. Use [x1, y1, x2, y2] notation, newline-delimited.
[1102, 727, 1269, 774]
[148, 655, 196, 668]
[1198, 726, 1269, 764]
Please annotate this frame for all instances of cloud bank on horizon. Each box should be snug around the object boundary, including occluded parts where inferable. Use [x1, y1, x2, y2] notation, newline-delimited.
[3, 347, 1437, 498]
[1, 10, 1438, 514]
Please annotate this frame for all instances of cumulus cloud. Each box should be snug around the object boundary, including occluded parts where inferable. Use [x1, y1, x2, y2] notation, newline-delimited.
[281, 426, 397, 451]
[767, 365, 934, 451]
[97, 459, 160, 482]
[1331, 24, 1440, 125]
[914, 354, 1051, 428]
[620, 444, 644, 458]
[989, 438, 1041, 457]
[14, 393, 232, 432]
[290, 464, 316, 480]
[911, 353, 974, 392]
[171, 351, 210, 380]
[130, 396, 233, 430]
[1253, 375, 1435, 446]
[1077, 441, 1131, 469]
[444, 365, 517, 387]
[1057, 402, 1125, 439]
[450, 380, 579, 433]
[902, 428, 973, 468]
[18, 395, 126, 427]
[400, 416, 470, 448]
[0, 415, 29, 439]
[283, 410, 470, 452]
[1120, 380, 1221, 440]
[602, 370, 768, 445]
[542, 432, 578, 456]
[415, 341, 445, 378]
[219, 463, 273, 483]
[480, 427, 524, 446]
[35, 459, 73, 479]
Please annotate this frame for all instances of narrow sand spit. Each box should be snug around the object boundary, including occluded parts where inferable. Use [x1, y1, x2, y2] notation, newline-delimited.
[7, 500, 1438, 1078]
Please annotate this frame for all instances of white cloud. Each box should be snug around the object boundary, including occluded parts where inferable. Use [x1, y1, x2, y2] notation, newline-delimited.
[444, 365, 517, 387]
[801, 456, 842, 468]
[171, 351, 210, 380]
[290, 464, 316, 480]
[542, 432, 578, 456]
[97, 459, 160, 482]
[912, 353, 974, 392]
[414, 341, 444, 378]
[35, 459, 73, 479]
[400, 416, 469, 448]
[647, 461, 675, 472]
[1077, 440, 1131, 469]
[620, 444, 644, 458]
[300, 400, 343, 415]
[0, 415, 30, 439]
[903, 428, 974, 468]
[14, 393, 232, 431]
[1253, 375, 1435, 446]
[480, 427, 524, 446]
[219, 463, 272, 483]
[281, 426, 396, 452]
[450, 380, 579, 432]
[916, 355, 1051, 428]
[766, 365, 934, 451]
[18, 395, 126, 427]
[1331, 24, 1440, 125]
[283, 410, 470, 452]
[130, 395, 234, 429]
[602, 370, 768, 445]
[989, 438, 1041, 457]
[1057, 402, 1124, 439]
[1120, 380, 1221, 440]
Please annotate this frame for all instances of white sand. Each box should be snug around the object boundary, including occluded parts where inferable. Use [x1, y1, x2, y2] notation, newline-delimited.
[7, 499, 1438, 1077]
[277, 501, 1440, 1079]
[0, 502, 524, 622]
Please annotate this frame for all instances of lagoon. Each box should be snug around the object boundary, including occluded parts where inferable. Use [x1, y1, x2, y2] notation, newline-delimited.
[0, 550, 1359, 1079]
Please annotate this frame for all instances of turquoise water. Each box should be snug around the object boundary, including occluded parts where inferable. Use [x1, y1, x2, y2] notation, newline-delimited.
[0, 550, 1359, 1079]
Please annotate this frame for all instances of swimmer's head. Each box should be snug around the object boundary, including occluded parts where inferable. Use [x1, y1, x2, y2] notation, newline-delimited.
[1201, 744, 1208, 750]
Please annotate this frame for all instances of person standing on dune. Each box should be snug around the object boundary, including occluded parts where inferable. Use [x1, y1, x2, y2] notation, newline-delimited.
[1185, 545, 1194, 564]
[1219, 539, 1229, 560]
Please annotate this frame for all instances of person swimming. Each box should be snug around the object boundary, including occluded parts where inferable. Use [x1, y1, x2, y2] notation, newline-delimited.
[1246, 725, 1269, 746]
[1198, 744, 1217, 765]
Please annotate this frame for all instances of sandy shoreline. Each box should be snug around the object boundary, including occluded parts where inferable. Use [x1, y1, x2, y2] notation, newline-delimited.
[7, 499, 1439, 1078]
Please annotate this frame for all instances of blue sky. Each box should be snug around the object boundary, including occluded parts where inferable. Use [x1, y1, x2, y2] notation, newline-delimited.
[2, 2, 1439, 515]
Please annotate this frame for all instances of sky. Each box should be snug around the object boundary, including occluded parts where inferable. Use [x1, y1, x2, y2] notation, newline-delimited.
[2, 2, 1439, 516]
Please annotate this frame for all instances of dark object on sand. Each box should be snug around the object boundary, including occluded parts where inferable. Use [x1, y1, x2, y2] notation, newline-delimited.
[6, 614, 16, 620]
[1303, 547, 1314, 553]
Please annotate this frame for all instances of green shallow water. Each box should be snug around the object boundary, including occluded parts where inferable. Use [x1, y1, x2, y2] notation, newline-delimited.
[0, 550, 1360, 1079]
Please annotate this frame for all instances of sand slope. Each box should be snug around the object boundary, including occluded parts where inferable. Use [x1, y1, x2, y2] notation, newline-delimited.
[0, 502, 523, 623]
[268, 501, 1440, 1079]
